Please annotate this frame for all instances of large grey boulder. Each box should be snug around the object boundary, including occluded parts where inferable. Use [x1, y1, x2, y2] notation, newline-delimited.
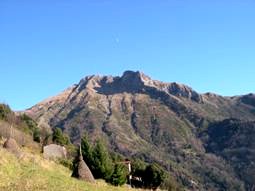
[43, 144, 67, 159]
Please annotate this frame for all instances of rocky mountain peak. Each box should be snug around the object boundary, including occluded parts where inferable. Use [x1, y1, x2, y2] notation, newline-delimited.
[72, 71, 203, 102]
[121, 70, 151, 83]
[120, 71, 203, 102]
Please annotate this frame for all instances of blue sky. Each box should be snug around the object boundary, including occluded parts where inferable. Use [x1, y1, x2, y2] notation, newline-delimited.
[0, 0, 255, 110]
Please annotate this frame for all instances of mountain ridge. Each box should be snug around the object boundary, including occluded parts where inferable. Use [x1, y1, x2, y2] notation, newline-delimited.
[28, 71, 254, 111]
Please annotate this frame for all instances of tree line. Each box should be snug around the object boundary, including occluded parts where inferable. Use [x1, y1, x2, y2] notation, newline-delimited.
[72, 134, 166, 189]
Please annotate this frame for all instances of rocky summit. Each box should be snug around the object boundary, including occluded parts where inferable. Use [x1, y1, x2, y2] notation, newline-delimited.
[26, 71, 255, 191]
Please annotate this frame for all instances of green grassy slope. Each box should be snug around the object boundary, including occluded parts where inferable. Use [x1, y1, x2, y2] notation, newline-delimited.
[0, 146, 138, 191]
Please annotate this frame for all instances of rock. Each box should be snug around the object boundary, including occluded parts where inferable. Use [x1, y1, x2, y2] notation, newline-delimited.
[3, 138, 20, 154]
[168, 82, 203, 103]
[43, 144, 67, 159]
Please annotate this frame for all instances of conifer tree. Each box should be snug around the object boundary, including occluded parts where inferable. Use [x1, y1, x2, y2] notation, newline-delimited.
[91, 140, 114, 180]
[109, 163, 128, 186]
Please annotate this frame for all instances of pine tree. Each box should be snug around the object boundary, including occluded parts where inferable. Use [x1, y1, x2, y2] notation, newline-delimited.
[109, 163, 128, 186]
[81, 134, 93, 167]
[71, 147, 80, 178]
[91, 140, 114, 180]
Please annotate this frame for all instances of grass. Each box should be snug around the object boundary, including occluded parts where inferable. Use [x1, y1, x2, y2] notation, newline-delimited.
[0, 146, 139, 191]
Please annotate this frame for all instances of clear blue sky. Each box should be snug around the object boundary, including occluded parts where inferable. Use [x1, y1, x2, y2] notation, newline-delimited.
[1, 0, 255, 110]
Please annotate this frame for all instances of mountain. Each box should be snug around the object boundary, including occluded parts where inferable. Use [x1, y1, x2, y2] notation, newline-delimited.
[26, 71, 255, 190]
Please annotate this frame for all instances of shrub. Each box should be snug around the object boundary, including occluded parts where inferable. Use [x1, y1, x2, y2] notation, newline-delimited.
[0, 104, 12, 121]
[20, 114, 42, 142]
[20, 114, 37, 131]
[109, 163, 128, 186]
[161, 175, 183, 191]
[131, 158, 147, 177]
[52, 127, 70, 146]
[58, 158, 73, 170]
[143, 163, 166, 190]
[33, 127, 41, 143]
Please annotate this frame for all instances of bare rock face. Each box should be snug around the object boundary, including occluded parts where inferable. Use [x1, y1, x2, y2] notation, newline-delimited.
[78, 155, 95, 183]
[43, 144, 67, 159]
[167, 82, 203, 103]
[3, 138, 20, 155]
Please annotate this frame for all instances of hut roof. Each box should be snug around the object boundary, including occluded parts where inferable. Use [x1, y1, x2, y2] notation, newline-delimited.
[78, 158, 95, 183]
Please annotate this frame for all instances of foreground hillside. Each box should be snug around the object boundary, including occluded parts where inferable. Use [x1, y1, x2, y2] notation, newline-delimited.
[26, 71, 255, 190]
[0, 145, 136, 191]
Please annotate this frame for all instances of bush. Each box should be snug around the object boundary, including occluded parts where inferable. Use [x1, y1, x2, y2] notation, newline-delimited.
[161, 175, 183, 191]
[20, 114, 42, 142]
[0, 104, 12, 121]
[52, 127, 70, 146]
[20, 114, 37, 131]
[109, 163, 128, 186]
[58, 158, 73, 170]
[131, 158, 147, 177]
[33, 127, 41, 143]
[143, 163, 166, 189]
